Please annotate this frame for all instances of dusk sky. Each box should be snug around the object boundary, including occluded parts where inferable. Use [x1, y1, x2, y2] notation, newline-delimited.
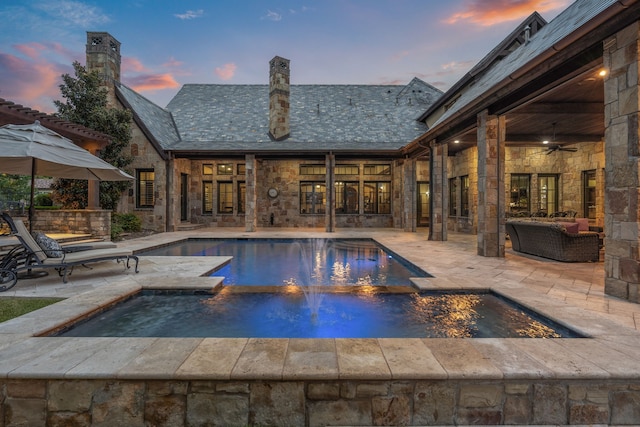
[0, 0, 572, 113]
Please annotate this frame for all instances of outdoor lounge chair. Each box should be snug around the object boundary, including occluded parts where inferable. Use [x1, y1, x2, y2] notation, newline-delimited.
[0, 214, 138, 290]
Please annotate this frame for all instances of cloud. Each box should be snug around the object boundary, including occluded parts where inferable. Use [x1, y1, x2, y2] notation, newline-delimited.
[214, 63, 237, 81]
[125, 73, 180, 92]
[391, 50, 410, 62]
[34, 0, 110, 27]
[262, 10, 282, 21]
[122, 57, 149, 73]
[445, 0, 571, 26]
[163, 57, 184, 68]
[0, 52, 66, 112]
[13, 43, 47, 60]
[174, 9, 204, 20]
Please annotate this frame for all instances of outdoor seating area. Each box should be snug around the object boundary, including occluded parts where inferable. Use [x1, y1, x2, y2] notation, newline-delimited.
[506, 219, 601, 262]
[0, 212, 138, 290]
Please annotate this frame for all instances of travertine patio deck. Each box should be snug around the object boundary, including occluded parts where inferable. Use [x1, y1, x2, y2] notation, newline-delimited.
[0, 228, 638, 426]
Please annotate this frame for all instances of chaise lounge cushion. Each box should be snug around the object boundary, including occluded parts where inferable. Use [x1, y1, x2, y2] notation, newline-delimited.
[32, 232, 63, 258]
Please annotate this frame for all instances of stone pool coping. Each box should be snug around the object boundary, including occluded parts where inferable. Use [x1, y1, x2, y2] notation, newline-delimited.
[0, 263, 638, 382]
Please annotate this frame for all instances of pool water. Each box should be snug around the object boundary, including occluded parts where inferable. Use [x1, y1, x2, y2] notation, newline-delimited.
[54, 289, 582, 339]
[140, 238, 430, 286]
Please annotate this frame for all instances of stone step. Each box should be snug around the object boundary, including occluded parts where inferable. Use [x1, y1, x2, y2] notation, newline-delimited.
[176, 222, 206, 231]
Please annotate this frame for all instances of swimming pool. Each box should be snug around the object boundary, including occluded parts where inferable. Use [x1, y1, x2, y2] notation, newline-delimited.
[53, 289, 582, 339]
[140, 238, 430, 286]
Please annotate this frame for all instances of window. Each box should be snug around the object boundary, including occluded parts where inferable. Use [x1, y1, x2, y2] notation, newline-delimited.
[449, 177, 457, 216]
[237, 164, 246, 175]
[363, 182, 390, 214]
[217, 182, 233, 213]
[136, 169, 154, 208]
[202, 164, 213, 175]
[300, 164, 326, 175]
[583, 170, 596, 219]
[510, 174, 530, 214]
[203, 181, 213, 214]
[461, 175, 470, 217]
[238, 182, 246, 214]
[300, 182, 326, 214]
[538, 174, 558, 215]
[335, 164, 359, 175]
[364, 164, 391, 175]
[217, 163, 233, 175]
[335, 181, 359, 214]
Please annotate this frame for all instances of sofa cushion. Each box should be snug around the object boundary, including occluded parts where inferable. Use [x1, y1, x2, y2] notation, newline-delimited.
[575, 218, 589, 232]
[32, 232, 64, 258]
[558, 222, 580, 234]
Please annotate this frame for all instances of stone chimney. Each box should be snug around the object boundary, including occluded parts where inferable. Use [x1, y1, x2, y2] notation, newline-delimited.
[86, 32, 121, 105]
[268, 56, 290, 141]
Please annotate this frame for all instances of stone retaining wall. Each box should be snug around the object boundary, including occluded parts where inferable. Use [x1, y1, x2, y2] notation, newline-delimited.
[3, 379, 639, 426]
[30, 209, 111, 240]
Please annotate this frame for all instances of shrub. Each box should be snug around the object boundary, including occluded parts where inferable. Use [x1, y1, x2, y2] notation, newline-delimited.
[34, 193, 53, 207]
[111, 213, 141, 240]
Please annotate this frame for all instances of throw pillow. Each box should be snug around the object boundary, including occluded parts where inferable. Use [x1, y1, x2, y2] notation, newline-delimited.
[558, 222, 579, 234]
[575, 218, 589, 232]
[31, 231, 64, 258]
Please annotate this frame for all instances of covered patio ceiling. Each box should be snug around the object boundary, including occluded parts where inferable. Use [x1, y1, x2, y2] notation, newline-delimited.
[447, 64, 605, 155]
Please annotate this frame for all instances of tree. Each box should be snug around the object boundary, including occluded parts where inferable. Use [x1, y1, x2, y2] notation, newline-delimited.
[52, 61, 133, 210]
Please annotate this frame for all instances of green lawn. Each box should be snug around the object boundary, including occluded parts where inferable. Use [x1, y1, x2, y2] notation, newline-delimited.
[0, 297, 64, 322]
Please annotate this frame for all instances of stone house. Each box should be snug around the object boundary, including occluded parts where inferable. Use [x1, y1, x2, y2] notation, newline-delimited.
[86, 33, 442, 233]
[87, 0, 640, 302]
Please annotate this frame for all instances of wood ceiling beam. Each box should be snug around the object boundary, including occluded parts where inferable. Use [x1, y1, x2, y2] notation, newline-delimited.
[506, 133, 602, 143]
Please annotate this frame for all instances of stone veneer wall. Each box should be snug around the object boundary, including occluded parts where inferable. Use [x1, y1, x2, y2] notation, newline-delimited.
[447, 147, 478, 233]
[505, 141, 604, 225]
[4, 379, 639, 426]
[121, 119, 168, 233]
[185, 159, 398, 229]
[31, 210, 111, 240]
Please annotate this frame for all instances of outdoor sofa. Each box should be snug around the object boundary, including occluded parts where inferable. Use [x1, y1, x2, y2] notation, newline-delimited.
[506, 219, 600, 262]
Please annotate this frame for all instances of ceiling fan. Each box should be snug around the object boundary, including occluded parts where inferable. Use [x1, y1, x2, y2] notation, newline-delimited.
[543, 122, 578, 154]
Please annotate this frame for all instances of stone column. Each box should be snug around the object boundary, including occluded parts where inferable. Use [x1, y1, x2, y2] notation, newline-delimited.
[245, 154, 257, 232]
[603, 21, 640, 303]
[476, 110, 505, 257]
[166, 156, 175, 232]
[429, 140, 447, 241]
[325, 153, 335, 232]
[403, 158, 417, 232]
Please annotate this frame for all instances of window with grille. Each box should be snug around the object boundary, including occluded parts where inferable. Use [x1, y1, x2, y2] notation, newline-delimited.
[363, 182, 390, 214]
[238, 182, 246, 214]
[335, 164, 359, 175]
[363, 164, 391, 175]
[203, 181, 213, 214]
[449, 177, 457, 216]
[300, 164, 326, 175]
[136, 169, 154, 208]
[461, 175, 470, 217]
[510, 174, 530, 214]
[300, 182, 326, 214]
[217, 182, 233, 213]
[335, 181, 359, 214]
[538, 174, 558, 215]
[217, 164, 233, 175]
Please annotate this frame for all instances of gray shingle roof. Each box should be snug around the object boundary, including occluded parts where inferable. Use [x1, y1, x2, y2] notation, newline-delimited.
[116, 83, 180, 148]
[429, 0, 617, 130]
[163, 77, 440, 152]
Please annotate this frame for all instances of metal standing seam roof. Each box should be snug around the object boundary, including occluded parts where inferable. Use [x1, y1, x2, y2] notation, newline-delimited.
[428, 0, 618, 131]
[121, 77, 441, 153]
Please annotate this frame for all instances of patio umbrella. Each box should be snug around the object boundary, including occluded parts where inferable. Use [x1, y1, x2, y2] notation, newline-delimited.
[0, 121, 133, 230]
